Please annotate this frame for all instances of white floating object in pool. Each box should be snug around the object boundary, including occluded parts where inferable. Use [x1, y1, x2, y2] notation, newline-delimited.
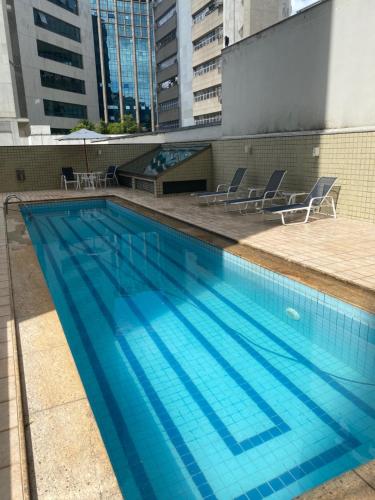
[286, 307, 300, 321]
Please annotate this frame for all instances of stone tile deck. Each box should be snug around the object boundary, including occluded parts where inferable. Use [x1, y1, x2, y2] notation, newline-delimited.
[0, 207, 29, 499]
[1, 187, 374, 499]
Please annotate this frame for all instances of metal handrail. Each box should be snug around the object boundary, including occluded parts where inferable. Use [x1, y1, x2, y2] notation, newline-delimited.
[3, 194, 23, 214]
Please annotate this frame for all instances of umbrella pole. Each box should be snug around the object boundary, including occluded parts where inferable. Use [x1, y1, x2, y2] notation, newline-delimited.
[84, 139, 89, 173]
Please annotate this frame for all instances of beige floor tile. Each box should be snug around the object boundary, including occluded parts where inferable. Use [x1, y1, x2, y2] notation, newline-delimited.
[22, 345, 86, 415]
[299, 470, 375, 499]
[0, 399, 18, 432]
[355, 462, 375, 489]
[0, 305, 11, 318]
[29, 399, 121, 500]
[0, 341, 12, 360]
[0, 464, 24, 500]
[0, 376, 16, 403]
[0, 427, 20, 469]
[18, 315, 67, 355]
[0, 326, 12, 344]
[0, 295, 10, 307]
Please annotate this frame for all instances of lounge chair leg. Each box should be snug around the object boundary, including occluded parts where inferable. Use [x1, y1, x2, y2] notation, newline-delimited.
[331, 198, 337, 218]
[303, 209, 310, 223]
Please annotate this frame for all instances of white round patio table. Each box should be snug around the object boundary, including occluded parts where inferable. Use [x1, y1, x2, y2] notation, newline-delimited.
[74, 172, 102, 190]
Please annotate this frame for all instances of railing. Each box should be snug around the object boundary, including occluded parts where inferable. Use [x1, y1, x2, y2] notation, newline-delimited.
[3, 194, 23, 215]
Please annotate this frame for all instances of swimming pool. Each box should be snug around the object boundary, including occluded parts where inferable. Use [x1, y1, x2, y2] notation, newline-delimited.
[22, 199, 375, 500]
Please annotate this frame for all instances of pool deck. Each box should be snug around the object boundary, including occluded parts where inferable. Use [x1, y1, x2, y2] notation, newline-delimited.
[1, 187, 374, 499]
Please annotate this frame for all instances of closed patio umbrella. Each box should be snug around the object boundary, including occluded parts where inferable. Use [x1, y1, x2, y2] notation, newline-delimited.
[56, 128, 107, 172]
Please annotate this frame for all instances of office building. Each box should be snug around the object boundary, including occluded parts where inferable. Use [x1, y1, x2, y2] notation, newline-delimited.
[192, 0, 291, 126]
[90, 0, 157, 131]
[154, 0, 194, 130]
[154, 0, 291, 129]
[0, 0, 99, 141]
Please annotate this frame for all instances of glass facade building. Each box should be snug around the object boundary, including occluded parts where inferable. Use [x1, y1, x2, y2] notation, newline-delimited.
[90, 0, 157, 130]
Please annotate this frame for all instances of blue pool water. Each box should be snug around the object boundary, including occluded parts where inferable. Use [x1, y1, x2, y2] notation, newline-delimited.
[22, 199, 375, 500]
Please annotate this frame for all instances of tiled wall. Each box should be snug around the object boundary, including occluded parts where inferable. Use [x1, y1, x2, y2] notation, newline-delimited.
[155, 146, 213, 196]
[0, 144, 156, 192]
[211, 132, 375, 222]
[1, 131, 374, 221]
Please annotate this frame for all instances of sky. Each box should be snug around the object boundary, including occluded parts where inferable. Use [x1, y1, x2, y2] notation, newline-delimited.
[292, 0, 318, 13]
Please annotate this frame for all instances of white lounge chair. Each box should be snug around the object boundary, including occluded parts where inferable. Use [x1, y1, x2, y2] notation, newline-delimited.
[193, 167, 247, 204]
[264, 176, 337, 225]
[224, 170, 287, 214]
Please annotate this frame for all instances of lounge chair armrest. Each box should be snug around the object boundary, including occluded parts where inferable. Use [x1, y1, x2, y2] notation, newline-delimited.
[262, 189, 281, 199]
[309, 196, 327, 206]
[247, 187, 264, 198]
[216, 183, 228, 192]
[284, 191, 309, 204]
[228, 184, 241, 193]
[308, 195, 330, 207]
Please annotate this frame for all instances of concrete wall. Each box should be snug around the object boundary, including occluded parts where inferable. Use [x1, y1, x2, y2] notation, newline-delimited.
[0, 1, 18, 121]
[221, 0, 375, 136]
[0, 143, 156, 192]
[176, 0, 194, 127]
[0, 0, 23, 145]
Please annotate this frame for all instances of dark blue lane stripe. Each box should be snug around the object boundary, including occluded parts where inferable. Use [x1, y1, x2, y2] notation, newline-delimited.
[105, 204, 375, 420]
[31, 219, 157, 500]
[75, 212, 359, 499]
[45, 217, 216, 500]
[93, 213, 359, 445]
[235, 440, 355, 499]
[64, 218, 287, 454]
[74, 218, 289, 454]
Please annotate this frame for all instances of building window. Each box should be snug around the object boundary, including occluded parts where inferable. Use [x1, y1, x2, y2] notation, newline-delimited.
[157, 30, 176, 50]
[50, 128, 71, 135]
[193, 1, 220, 24]
[159, 99, 178, 112]
[158, 75, 178, 91]
[44, 99, 87, 118]
[90, 1, 155, 130]
[193, 27, 223, 51]
[159, 120, 179, 130]
[34, 9, 81, 42]
[194, 85, 221, 102]
[41, 70, 86, 94]
[195, 112, 222, 126]
[157, 55, 177, 71]
[37, 40, 83, 68]
[156, 6, 176, 27]
[194, 57, 221, 77]
[46, 0, 78, 15]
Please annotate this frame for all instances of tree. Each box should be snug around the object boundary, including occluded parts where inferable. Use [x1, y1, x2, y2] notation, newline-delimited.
[106, 121, 123, 134]
[122, 114, 138, 133]
[70, 119, 95, 132]
[95, 120, 108, 134]
[71, 115, 140, 135]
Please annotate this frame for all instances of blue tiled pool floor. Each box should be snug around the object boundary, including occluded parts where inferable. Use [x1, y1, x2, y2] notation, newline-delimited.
[23, 200, 375, 499]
